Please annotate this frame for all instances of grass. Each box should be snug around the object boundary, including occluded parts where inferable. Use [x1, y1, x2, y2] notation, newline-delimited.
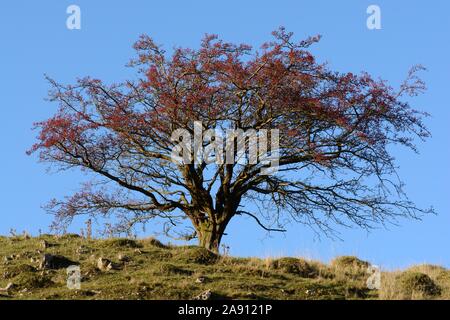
[0, 235, 448, 300]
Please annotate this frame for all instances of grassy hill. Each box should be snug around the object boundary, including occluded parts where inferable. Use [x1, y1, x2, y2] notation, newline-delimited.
[0, 234, 449, 300]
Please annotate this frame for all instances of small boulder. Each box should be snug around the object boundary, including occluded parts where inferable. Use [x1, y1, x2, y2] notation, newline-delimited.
[195, 277, 206, 284]
[97, 257, 119, 271]
[0, 283, 14, 292]
[97, 258, 111, 271]
[117, 254, 130, 262]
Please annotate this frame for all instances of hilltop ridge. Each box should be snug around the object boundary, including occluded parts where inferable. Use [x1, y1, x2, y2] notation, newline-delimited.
[0, 235, 448, 300]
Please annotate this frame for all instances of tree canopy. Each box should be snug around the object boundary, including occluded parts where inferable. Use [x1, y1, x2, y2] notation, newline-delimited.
[29, 28, 433, 252]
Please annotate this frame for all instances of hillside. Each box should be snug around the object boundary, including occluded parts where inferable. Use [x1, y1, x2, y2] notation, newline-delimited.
[0, 234, 448, 300]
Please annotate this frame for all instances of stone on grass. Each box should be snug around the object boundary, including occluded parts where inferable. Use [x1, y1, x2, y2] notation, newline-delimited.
[195, 277, 206, 284]
[97, 257, 119, 271]
[0, 283, 14, 292]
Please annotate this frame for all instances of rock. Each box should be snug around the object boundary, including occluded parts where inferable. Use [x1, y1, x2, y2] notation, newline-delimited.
[305, 289, 315, 296]
[193, 289, 212, 300]
[97, 258, 111, 271]
[195, 277, 206, 284]
[97, 257, 119, 271]
[281, 288, 295, 295]
[0, 283, 14, 292]
[39, 254, 77, 270]
[117, 254, 130, 262]
[4, 254, 18, 261]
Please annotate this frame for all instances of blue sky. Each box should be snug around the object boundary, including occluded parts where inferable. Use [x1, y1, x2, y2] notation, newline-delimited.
[0, 1, 449, 269]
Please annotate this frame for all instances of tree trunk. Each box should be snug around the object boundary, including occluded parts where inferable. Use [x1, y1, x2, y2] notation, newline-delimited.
[195, 220, 228, 253]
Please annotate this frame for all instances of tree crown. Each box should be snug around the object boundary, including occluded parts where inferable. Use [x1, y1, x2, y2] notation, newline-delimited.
[29, 28, 433, 249]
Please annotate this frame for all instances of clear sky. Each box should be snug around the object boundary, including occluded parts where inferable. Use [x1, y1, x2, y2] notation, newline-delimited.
[0, 0, 449, 269]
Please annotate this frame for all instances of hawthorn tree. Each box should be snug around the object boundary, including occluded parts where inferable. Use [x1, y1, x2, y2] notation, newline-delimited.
[29, 28, 433, 252]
